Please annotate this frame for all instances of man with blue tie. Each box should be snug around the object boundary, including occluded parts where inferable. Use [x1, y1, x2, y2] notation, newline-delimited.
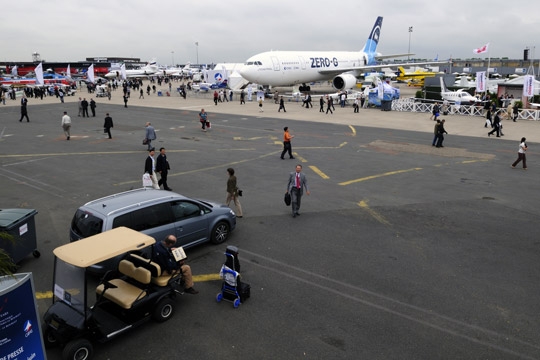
[286, 164, 310, 218]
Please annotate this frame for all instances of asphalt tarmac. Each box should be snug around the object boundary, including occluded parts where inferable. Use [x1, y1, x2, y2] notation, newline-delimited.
[1, 85, 540, 359]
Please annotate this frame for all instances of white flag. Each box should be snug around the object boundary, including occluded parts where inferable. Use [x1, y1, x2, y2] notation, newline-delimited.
[35, 63, 44, 86]
[87, 64, 95, 83]
[475, 71, 486, 92]
[120, 63, 127, 80]
[523, 75, 534, 97]
[66, 64, 71, 77]
[473, 43, 489, 54]
[11, 66, 18, 76]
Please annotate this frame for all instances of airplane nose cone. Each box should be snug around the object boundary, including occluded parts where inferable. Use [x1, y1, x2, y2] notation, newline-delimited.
[238, 65, 248, 77]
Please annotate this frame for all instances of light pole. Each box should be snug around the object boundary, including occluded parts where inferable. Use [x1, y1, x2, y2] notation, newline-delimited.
[195, 42, 199, 66]
[408, 26, 413, 60]
[171, 51, 174, 67]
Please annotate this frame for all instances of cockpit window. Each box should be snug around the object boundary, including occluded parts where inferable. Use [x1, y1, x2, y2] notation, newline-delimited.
[244, 61, 263, 66]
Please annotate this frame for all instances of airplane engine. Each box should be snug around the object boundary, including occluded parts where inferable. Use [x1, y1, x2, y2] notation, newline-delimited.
[332, 74, 357, 91]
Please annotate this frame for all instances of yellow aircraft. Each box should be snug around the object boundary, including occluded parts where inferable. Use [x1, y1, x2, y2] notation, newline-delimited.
[396, 66, 438, 87]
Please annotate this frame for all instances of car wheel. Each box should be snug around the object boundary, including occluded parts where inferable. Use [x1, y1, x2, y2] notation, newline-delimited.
[62, 338, 93, 360]
[43, 327, 58, 349]
[211, 221, 230, 244]
[152, 297, 175, 322]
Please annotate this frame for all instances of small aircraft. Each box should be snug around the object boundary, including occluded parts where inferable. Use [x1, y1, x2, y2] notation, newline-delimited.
[104, 60, 159, 79]
[440, 77, 479, 104]
[397, 66, 438, 87]
[239, 16, 446, 92]
[168, 62, 200, 78]
[0, 72, 74, 87]
[192, 79, 228, 92]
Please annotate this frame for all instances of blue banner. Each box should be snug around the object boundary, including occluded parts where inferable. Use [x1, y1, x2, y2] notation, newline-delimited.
[0, 273, 47, 360]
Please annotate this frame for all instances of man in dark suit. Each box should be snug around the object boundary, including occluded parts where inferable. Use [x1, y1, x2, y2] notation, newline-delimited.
[156, 147, 172, 191]
[144, 148, 159, 189]
[103, 113, 113, 139]
[286, 164, 310, 218]
[81, 98, 89, 117]
[90, 98, 97, 117]
[19, 95, 29, 122]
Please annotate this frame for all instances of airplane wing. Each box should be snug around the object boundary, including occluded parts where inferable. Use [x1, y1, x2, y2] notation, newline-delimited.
[375, 53, 412, 61]
[318, 61, 450, 76]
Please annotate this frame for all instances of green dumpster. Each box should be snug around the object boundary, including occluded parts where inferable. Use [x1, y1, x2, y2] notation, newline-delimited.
[0, 209, 40, 264]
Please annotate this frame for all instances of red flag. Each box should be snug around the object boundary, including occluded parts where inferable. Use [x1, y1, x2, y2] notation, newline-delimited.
[473, 43, 489, 54]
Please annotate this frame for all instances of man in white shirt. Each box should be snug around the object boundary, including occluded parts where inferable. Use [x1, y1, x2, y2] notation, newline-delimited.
[61, 111, 71, 140]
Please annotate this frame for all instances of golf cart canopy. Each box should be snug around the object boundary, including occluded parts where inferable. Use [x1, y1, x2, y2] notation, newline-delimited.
[53, 227, 155, 267]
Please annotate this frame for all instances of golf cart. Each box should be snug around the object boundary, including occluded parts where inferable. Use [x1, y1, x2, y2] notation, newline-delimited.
[42, 227, 184, 360]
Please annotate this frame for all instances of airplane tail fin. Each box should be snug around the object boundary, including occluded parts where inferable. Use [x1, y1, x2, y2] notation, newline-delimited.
[398, 67, 406, 77]
[362, 16, 383, 59]
[440, 77, 449, 93]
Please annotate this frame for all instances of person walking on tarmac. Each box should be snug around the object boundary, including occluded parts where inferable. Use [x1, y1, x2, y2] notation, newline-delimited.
[278, 96, 286, 112]
[280, 127, 295, 160]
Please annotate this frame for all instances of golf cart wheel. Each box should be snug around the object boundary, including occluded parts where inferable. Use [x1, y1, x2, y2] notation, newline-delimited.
[43, 328, 58, 348]
[216, 292, 223, 302]
[62, 338, 93, 360]
[211, 221, 230, 244]
[153, 297, 175, 322]
[233, 298, 241, 308]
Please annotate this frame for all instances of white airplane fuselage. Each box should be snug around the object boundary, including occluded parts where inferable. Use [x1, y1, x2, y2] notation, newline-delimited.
[238, 17, 442, 91]
[440, 77, 478, 104]
[104, 64, 158, 79]
[239, 50, 368, 87]
[441, 90, 478, 104]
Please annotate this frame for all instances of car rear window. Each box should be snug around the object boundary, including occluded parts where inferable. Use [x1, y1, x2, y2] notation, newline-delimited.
[71, 209, 103, 238]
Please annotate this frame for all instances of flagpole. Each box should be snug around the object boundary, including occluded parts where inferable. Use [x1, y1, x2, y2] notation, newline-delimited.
[486, 42, 491, 97]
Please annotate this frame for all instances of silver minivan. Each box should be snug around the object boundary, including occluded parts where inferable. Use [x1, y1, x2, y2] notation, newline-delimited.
[70, 188, 236, 273]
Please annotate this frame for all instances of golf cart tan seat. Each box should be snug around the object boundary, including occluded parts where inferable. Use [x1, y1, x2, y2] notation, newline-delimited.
[96, 259, 151, 309]
[128, 253, 177, 287]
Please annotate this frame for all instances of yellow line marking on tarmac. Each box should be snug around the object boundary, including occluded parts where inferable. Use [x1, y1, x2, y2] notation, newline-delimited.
[116, 150, 281, 186]
[35, 273, 221, 299]
[294, 153, 307, 163]
[289, 143, 348, 150]
[309, 165, 330, 179]
[348, 125, 356, 136]
[233, 137, 264, 141]
[358, 200, 391, 226]
[35, 288, 80, 300]
[339, 167, 422, 186]
[461, 159, 489, 164]
[193, 273, 221, 282]
[36, 291, 54, 300]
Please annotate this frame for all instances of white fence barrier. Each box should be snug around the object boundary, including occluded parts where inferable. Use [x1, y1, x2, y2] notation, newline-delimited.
[391, 98, 540, 121]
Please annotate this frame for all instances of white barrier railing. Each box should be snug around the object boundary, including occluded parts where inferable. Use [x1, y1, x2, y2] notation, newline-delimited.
[391, 98, 540, 120]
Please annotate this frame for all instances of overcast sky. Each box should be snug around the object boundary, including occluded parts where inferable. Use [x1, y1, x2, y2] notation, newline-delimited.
[3, 0, 539, 65]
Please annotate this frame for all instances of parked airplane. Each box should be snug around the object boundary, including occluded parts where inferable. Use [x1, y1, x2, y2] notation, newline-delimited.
[168, 62, 201, 77]
[104, 60, 159, 79]
[397, 66, 438, 87]
[440, 77, 479, 104]
[0, 73, 74, 87]
[239, 16, 445, 91]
